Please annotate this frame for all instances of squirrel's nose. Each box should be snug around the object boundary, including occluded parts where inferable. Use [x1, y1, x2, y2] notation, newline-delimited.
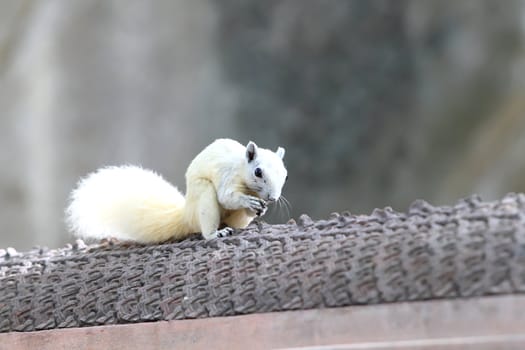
[267, 196, 277, 202]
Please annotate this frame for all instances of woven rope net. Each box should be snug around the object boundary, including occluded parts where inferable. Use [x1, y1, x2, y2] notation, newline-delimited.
[1, 194, 524, 332]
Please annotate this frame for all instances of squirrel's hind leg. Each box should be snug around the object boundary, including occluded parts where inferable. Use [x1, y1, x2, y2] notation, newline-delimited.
[196, 179, 227, 240]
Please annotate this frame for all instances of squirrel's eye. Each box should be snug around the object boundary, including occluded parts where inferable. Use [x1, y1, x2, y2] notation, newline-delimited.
[254, 167, 263, 178]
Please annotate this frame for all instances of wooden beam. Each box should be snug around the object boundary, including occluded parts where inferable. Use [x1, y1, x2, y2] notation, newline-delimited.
[2, 295, 525, 350]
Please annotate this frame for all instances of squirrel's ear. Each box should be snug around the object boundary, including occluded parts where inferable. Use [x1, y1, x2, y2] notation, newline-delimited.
[276, 147, 285, 159]
[246, 141, 258, 162]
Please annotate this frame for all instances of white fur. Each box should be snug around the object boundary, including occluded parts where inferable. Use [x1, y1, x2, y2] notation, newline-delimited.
[65, 139, 287, 242]
[66, 166, 186, 243]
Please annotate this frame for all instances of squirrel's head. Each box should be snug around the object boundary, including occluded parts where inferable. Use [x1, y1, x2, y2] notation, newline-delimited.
[244, 141, 288, 202]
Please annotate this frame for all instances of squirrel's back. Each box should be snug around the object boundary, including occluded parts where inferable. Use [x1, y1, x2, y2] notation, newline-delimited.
[66, 165, 188, 243]
[185, 138, 246, 185]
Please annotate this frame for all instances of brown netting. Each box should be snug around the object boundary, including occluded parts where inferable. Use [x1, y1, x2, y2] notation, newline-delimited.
[1, 194, 525, 332]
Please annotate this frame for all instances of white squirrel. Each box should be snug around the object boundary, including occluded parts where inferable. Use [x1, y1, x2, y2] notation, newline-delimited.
[65, 138, 288, 243]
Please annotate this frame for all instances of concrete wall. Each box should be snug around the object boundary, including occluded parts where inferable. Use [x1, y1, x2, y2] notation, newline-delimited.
[2, 0, 525, 249]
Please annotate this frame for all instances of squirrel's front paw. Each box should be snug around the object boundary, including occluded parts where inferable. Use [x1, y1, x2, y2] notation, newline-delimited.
[257, 203, 268, 216]
[246, 196, 267, 216]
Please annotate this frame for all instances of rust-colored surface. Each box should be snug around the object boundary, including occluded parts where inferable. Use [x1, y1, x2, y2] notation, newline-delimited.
[2, 295, 525, 350]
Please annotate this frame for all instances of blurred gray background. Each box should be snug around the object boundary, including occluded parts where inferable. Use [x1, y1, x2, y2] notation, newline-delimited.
[2, 0, 525, 249]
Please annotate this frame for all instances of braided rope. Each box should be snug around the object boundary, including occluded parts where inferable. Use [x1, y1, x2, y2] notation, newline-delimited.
[1, 194, 525, 332]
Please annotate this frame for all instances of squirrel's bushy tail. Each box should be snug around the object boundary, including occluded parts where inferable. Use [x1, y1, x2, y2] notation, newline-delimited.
[65, 165, 187, 243]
